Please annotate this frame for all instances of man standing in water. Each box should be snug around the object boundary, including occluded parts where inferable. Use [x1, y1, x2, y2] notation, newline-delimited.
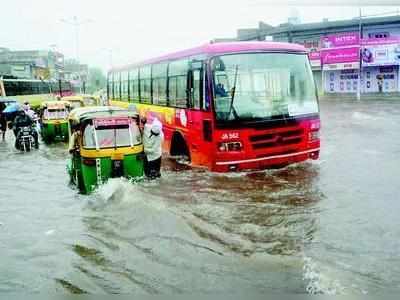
[143, 119, 163, 179]
[0, 102, 7, 141]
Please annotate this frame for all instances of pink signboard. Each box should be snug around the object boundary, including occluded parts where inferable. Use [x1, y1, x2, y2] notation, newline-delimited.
[321, 47, 360, 64]
[361, 37, 400, 46]
[309, 51, 321, 60]
[321, 32, 360, 49]
[94, 117, 130, 127]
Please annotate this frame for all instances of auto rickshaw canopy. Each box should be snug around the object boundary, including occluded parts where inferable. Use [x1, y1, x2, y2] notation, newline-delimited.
[41, 100, 71, 110]
[68, 106, 139, 125]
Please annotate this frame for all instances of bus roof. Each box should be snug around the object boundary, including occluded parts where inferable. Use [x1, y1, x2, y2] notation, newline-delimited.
[68, 106, 138, 123]
[0, 78, 65, 83]
[110, 41, 306, 72]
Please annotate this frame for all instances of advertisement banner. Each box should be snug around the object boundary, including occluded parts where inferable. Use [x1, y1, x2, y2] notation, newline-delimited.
[308, 51, 321, 68]
[321, 32, 359, 49]
[321, 47, 360, 65]
[362, 37, 400, 46]
[323, 62, 360, 71]
[309, 51, 320, 60]
[361, 38, 400, 66]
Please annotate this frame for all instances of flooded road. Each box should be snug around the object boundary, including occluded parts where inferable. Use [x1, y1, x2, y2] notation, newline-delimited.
[1, 99, 400, 294]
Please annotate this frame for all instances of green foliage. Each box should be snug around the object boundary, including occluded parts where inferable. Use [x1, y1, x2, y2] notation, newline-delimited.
[87, 67, 106, 94]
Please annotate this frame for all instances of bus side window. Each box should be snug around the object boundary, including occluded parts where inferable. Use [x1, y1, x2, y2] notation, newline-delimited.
[129, 69, 139, 102]
[188, 69, 202, 109]
[152, 63, 168, 106]
[122, 71, 129, 102]
[203, 72, 210, 111]
[139, 66, 151, 104]
[168, 59, 188, 108]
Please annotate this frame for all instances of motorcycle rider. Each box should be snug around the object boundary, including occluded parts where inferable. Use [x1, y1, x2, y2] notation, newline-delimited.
[22, 102, 40, 133]
[13, 108, 39, 149]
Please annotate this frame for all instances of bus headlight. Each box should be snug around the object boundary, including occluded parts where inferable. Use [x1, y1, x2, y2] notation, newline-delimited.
[310, 120, 320, 130]
[308, 131, 320, 142]
[218, 141, 243, 152]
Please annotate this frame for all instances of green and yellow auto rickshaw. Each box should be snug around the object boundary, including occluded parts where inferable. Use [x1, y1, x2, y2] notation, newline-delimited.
[67, 106, 144, 194]
[62, 94, 100, 109]
[40, 101, 71, 143]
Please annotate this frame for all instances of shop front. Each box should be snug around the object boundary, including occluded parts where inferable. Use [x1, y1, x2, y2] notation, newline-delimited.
[320, 32, 361, 94]
[361, 37, 400, 93]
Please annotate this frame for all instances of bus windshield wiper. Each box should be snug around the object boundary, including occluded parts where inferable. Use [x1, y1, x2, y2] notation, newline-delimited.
[227, 65, 239, 120]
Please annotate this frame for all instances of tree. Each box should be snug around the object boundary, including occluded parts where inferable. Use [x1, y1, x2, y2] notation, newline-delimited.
[87, 67, 106, 94]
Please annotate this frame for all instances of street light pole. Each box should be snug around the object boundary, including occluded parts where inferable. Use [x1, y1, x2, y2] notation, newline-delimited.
[60, 16, 92, 94]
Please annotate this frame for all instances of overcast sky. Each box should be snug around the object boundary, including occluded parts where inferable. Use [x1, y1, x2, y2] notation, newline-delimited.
[1, 0, 399, 72]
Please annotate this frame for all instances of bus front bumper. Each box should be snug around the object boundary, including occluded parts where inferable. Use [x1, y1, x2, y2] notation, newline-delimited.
[213, 148, 320, 172]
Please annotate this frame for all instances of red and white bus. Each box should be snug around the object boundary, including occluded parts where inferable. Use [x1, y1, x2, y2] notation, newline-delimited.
[108, 42, 320, 172]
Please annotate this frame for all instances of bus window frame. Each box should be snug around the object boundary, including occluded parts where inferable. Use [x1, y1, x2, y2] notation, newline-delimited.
[109, 57, 209, 111]
[139, 65, 152, 104]
[151, 62, 168, 106]
[129, 68, 139, 103]
[187, 60, 204, 111]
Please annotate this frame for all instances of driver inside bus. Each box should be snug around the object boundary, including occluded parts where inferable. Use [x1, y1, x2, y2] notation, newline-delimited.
[215, 83, 228, 97]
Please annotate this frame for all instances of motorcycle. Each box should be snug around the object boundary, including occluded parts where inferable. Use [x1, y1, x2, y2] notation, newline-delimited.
[16, 125, 38, 152]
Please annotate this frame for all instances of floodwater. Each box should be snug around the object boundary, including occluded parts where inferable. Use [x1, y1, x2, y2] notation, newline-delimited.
[0, 99, 399, 294]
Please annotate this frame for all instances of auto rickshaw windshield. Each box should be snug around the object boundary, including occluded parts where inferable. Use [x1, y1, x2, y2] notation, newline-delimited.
[83, 120, 141, 149]
[44, 108, 68, 120]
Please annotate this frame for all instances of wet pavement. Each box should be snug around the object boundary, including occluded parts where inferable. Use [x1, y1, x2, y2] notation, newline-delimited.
[0, 99, 399, 294]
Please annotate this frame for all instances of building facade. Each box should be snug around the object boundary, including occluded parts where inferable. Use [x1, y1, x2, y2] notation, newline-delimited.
[0, 48, 65, 80]
[64, 60, 89, 92]
[225, 15, 400, 95]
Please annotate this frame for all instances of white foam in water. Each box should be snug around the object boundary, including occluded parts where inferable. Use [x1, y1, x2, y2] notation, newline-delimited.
[303, 256, 346, 295]
[45, 229, 55, 236]
[352, 111, 378, 121]
[89, 177, 168, 212]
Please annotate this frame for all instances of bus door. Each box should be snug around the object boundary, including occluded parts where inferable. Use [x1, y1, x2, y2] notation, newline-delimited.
[187, 63, 213, 167]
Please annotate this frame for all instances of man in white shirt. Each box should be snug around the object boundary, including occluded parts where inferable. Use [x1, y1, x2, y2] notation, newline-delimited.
[143, 122, 163, 179]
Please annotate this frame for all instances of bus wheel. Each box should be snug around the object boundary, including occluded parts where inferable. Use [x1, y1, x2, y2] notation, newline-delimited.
[170, 132, 190, 163]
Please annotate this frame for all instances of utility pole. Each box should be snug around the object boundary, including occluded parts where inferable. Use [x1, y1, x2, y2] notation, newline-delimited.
[60, 16, 92, 94]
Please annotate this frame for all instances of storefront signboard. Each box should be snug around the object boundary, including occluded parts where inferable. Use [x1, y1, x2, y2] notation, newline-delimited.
[321, 46, 360, 65]
[361, 37, 400, 66]
[321, 32, 359, 49]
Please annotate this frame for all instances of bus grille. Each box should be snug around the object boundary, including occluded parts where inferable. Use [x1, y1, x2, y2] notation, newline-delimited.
[250, 129, 304, 150]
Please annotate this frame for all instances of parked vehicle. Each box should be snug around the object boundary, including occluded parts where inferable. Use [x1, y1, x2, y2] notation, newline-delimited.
[67, 106, 144, 194]
[40, 101, 70, 143]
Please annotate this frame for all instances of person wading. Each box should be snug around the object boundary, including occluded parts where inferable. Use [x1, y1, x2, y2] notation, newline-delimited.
[143, 121, 163, 179]
[0, 102, 7, 141]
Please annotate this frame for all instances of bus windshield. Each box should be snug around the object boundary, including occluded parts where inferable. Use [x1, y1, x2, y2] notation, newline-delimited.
[212, 53, 318, 122]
